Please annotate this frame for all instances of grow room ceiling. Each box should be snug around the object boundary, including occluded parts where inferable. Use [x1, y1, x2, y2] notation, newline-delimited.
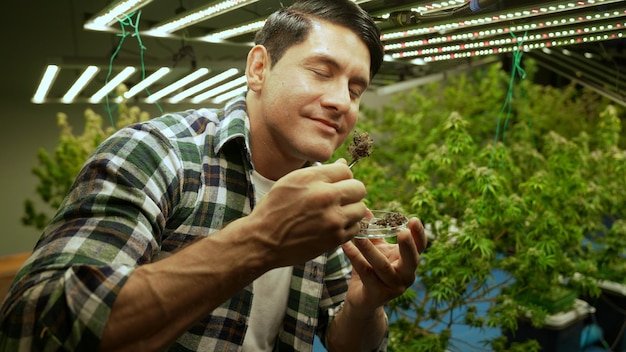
[11, 0, 626, 107]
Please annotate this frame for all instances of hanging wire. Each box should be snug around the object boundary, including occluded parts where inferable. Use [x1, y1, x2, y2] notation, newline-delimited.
[489, 31, 527, 170]
[104, 11, 163, 129]
[478, 31, 528, 221]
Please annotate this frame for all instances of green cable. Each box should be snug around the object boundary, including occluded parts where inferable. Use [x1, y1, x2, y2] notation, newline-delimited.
[104, 11, 163, 130]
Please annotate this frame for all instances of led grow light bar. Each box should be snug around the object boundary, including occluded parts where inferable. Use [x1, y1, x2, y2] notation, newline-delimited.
[146, 0, 260, 37]
[62, 66, 100, 103]
[384, 9, 626, 51]
[89, 67, 137, 103]
[84, 0, 154, 31]
[380, 0, 623, 41]
[169, 68, 239, 103]
[145, 68, 210, 103]
[392, 30, 623, 62]
[32, 65, 59, 104]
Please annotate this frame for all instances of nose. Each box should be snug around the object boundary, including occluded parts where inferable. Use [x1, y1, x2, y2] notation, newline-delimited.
[320, 81, 352, 114]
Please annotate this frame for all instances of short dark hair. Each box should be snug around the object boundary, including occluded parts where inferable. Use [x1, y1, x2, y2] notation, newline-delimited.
[254, 0, 384, 79]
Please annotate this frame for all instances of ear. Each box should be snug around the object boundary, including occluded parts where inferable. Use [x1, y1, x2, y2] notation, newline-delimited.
[246, 45, 270, 92]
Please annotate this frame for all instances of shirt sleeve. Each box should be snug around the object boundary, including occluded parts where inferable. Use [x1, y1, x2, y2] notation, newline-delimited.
[0, 122, 185, 351]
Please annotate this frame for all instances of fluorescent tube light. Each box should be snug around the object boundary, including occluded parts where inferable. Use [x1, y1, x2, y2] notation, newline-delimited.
[84, 0, 155, 31]
[62, 66, 100, 104]
[123, 67, 171, 99]
[199, 21, 266, 42]
[212, 85, 248, 104]
[169, 68, 239, 104]
[191, 75, 247, 103]
[146, 0, 260, 36]
[145, 68, 210, 103]
[89, 66, 137, 103]
[32, 65, 59, 104]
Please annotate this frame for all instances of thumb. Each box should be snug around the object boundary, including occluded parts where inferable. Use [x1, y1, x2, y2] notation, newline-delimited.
[335, 158, 348, 165]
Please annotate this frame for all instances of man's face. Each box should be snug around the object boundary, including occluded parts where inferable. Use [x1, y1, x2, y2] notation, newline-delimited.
[252, 19, 371, 166]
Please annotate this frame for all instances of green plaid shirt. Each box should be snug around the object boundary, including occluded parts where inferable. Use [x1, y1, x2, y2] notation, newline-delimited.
[0, 96, 387, 351]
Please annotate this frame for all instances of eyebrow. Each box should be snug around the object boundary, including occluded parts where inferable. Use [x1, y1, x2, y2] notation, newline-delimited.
[305, 54, 370, 90]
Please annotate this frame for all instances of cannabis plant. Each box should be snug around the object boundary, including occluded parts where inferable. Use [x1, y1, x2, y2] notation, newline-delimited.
[343, 59, 626, 351]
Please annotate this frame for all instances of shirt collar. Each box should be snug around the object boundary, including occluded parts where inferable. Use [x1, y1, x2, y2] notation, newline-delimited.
[213, 94, 252, 164]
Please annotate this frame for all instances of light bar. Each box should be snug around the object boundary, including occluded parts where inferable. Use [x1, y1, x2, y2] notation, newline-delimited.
[389, 21, 625, 59]
[393, 30, 624, 62]
[414, 0, 470, 14]
[145, 68, 210, 103]
[384, 9, 626, 51]
[169, 68, 239, 103]
[32, 65, 60, 104]
[62, 66, 100, 104]
[84, 0, 154, 31]
[191, 75, 247, 103]
[213, 85, 248, 104]
[89, 67, 137, 103]
[123, 67, 172, 99]
[146, 0, 260, 37]
[199, 20, 266, 42]
[380, 0, 622, 41]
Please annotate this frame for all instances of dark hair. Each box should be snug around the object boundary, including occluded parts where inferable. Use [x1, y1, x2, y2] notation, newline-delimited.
[254, 0, 384, 79]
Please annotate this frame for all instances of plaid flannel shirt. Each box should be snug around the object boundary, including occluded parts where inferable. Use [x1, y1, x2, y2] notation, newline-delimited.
[0, 96, 388, 351]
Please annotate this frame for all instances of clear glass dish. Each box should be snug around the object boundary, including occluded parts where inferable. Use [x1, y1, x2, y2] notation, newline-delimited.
[355, 210, 408, 240]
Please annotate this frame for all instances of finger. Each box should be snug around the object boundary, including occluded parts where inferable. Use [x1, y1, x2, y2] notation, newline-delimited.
[332, 179, 367, 205]
[334, 158, 348, 165]
[341, 202, 367, 223]
[351, 238, 399, 287]
[409, 217, 428, 254]
[395, 228, 420, 280]
[314, 162, 353, 183]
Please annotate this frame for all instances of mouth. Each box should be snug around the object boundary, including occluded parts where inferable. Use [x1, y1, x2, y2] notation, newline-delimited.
[310, 117, 340, 133]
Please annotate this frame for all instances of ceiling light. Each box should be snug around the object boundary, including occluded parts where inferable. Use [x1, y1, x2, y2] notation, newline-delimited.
[191, 75, 247, 103]
[32, 65, 59, 104]
[89, 67, 137, 103]
[84, 0, 155, 31]
[388, 20, 625, 58]
[384, 8, 625, 51]
[392, 30, 623, 62]
[145, 68, 210, 103]
[146, 0, 260, 37]
[380, 0, 622, 40]
[411, 0, 470, 14]
[169, 68, 239, 104]
[62, 66, 100, 103]
[124, 67, 172, 99]
[199, 20, 266, 42]
[212, 85, 248, 104]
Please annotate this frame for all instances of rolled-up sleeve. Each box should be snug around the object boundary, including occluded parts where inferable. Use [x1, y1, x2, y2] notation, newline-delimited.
[0, 122, 185, 351]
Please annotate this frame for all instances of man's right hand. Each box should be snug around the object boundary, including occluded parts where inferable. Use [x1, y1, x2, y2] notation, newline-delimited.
[247, 160, 367, 268]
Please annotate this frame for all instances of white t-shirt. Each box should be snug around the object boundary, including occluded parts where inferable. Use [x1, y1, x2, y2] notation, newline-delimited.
[242, 170, 294, 351]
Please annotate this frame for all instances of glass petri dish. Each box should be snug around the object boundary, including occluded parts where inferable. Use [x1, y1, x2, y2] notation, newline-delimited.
[355, 210, 408, 240]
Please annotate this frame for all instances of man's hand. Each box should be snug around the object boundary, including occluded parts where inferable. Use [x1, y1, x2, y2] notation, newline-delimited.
[248, 160, 367, 268]
[342, 217, 427, 311]
[326, 217, 427, 351]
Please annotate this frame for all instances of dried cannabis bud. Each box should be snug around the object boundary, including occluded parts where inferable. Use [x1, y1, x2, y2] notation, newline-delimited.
[374, 212, 407, 227]
[348, 131, 373, 167]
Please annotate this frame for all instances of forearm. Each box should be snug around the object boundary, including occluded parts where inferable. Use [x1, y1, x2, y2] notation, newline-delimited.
[98, 217, 270, 351]
[326, 301, 387, 352]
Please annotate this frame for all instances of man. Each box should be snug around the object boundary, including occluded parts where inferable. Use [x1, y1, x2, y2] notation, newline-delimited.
[0, 0, 427, 351]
